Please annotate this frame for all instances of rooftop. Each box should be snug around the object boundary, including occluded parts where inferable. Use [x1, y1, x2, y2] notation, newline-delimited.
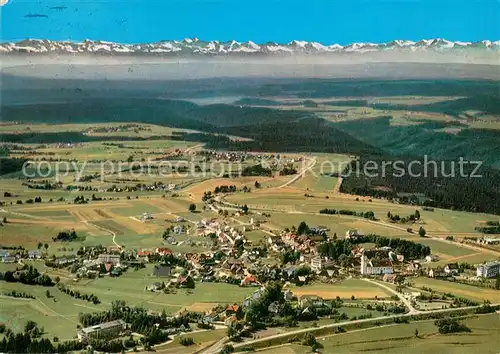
[81, 320, 126, 334]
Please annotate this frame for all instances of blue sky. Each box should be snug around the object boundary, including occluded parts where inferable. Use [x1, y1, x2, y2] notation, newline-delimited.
[1, 0, 499, 44]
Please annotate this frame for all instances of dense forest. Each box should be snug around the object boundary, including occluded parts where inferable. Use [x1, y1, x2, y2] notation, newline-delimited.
[339, 156, 500, 215]
[1, 99, 380, 155]
[0, 158, 26, 176]
[335, 117, 500, 167]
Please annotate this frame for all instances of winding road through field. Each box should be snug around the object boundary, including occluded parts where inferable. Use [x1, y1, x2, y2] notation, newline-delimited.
[362, 278, 420, 314]
[277, 157, 317, 189]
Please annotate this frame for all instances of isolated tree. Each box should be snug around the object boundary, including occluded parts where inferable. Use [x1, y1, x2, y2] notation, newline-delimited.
[2, 216, 6, 223]
[44, 243, 49, 251]
[188, 203, 196, 213]
[419, 227, 426, 238]
[254, 181, 261, 189]
[241, 204, 249, 214]
[415, 210, 421, 220]
[414, 329, 419, 338]
[37, 242, 43, 250]
[297, 221, 309, 235]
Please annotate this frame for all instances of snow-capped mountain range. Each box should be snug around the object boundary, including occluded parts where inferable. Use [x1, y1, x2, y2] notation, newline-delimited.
[1, 38, 499, 55]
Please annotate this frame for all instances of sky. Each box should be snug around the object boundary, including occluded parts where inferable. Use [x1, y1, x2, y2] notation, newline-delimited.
[1, 0, 499, 44]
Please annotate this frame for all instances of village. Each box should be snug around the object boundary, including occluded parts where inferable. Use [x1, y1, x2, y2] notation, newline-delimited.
[2, 204, 499, 350]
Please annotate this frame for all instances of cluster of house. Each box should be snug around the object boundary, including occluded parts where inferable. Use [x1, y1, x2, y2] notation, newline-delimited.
[269, 227, 328, 253]
[103, 183, 177, 193]
[199, 150, 250, 162]
[146, 264, 195, 292]
[48, 247, 176, 278]
[426, 261, 500, 279]
[52, 143, 82, 149]
[0, 249, 42, 264]
[476, 237, 500, 245]
[195, 219, 250, 247]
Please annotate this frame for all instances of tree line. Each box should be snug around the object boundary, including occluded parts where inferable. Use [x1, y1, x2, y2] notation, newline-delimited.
[319, 208, 376, 220]
[57, 283, 101, 304]
[317, 234, 431, 260]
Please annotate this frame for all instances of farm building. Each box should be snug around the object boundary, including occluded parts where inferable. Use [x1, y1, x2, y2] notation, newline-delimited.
[476, 261, 500, 278]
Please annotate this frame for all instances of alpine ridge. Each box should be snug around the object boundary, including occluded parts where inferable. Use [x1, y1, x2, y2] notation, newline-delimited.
[1, 38, 498, 55]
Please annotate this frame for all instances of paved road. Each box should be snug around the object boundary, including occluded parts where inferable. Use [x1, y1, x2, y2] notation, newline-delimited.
[277, 157, 317, 189]
[184, 143, 204, 154]
[201, 336, 229, 354]
[362, 278, 420, 314]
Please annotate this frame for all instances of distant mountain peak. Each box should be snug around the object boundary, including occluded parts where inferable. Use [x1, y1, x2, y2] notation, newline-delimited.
[1, 38, 497, 55]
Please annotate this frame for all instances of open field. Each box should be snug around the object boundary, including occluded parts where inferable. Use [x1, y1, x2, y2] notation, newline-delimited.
[418, 239, 477, 258]
[411, 277, 500, 303]
[0, 281, 101, 341]
[0, 122, 196, 136]
[0, 265, 255, 340]
[108, 202, 163, 217]
[287, 279, 392, 299]
[227, 188, 500, 235]
[183, 176, 276, 200]
[69, 267, 256, 310]
[255, 314, 500, 354]
[0, 221, 95, 249]
[90, 219, 134, 236]
[260, 211, 409, 238]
